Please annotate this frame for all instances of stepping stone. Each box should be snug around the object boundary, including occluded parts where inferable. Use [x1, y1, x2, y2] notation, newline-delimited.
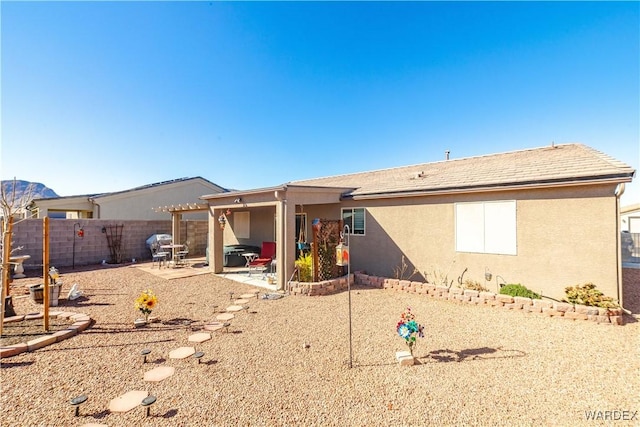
[144, 366, 175, 382]
[234, 299, 249, 304]
[204, 322, 225, 332]
[188, 332, 211, 343]
[109, 390, 148, 413]
[239, 293, 257, 299]
[216, 313, 234, 321]
[226, 305, 244, 312]
[169, 346, 195, 359]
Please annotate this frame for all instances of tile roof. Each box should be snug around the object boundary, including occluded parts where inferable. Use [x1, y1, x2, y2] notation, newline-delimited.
[290, 143, 635, 198]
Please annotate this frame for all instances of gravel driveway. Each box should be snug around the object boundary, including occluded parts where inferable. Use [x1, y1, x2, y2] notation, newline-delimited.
[1, 264, 639, 426]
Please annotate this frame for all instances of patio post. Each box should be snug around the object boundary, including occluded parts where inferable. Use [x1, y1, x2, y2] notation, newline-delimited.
[208, 208, 224, 273]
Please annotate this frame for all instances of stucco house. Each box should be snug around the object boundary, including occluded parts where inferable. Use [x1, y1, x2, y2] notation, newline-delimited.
[621, 203, 640, 233]
[29, 177, 226, 220]
[197, 143, 634, 305]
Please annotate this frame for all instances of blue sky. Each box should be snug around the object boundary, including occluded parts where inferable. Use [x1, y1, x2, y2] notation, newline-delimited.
[2, 1, 639, 204]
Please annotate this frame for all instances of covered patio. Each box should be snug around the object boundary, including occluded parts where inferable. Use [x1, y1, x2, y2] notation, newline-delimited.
[201, 184, 353, 291]
[156, 185, 351, 291]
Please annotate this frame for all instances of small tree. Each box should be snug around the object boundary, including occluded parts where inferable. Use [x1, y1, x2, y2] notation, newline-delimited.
[1, 179, 37, 327]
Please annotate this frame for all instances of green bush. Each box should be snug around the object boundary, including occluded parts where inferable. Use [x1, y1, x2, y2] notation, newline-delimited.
[499, 284, 541, 299]
[295, 253, 313, 282]
[563, 283, 619, 308]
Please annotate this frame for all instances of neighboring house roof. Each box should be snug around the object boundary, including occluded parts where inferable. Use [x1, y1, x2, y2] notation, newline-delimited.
[31, 194, 99, 202]
[92, 176, 227, 201]
[32, 176, 226, 202]
[289, 143, 635, 199]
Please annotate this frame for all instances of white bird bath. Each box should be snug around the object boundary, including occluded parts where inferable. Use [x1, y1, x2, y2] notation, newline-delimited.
[10, 254, 30, 279]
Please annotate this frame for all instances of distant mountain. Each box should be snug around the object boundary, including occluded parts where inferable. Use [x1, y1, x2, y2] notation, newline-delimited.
[1, 180, 59, 202]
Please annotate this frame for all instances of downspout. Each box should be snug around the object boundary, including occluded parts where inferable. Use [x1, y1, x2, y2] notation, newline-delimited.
[89, 197, 101, 219]
[614, 183, 626, 311]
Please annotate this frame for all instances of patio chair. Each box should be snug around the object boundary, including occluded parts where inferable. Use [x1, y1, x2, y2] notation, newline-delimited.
[248, 241, 276, 276]
[176, 242, 190, 266]
[150, 242, 169, 268]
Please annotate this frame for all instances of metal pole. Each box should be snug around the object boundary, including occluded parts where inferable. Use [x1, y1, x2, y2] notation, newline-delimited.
[73, 222, 80, 269]
[73, 225, 76, 270]
[344, 225, 353, 369]
[43, 217, 50, 331]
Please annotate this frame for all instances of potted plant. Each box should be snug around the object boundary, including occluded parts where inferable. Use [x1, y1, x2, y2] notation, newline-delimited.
[29, 267, 63, 306]
[134, 289, 158, 326]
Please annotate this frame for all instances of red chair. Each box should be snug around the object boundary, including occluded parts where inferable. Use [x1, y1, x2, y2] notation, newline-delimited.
[248, 242, 276, 276]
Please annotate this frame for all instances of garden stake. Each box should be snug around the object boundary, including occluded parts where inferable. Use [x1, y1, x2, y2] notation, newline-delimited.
[141, 348, 151, 364]
[141, 395, 156, 417]
[70, 394, 87, 416]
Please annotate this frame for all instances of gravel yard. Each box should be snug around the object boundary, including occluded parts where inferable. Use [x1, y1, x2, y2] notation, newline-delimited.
[1, 264, 639, 426]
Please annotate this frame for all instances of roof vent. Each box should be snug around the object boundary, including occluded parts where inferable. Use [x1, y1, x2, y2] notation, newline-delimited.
[445, 150, 450, 160]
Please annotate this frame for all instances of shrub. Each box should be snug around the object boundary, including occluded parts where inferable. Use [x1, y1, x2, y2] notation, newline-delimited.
[393, 255, 419, 281]
[294, 253, 313, 282]
[462, 279, 488, 292]
[499, 284, 541, 299]
[563, 283, 619, 308]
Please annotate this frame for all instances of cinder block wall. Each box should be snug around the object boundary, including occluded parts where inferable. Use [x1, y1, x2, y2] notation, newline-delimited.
[10, 219, 208, 269]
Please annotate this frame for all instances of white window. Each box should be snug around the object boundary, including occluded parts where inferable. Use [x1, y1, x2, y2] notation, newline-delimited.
[455, 201, 516, 255]
[233, 211, 250, 239]
[341, 208, 365, 235]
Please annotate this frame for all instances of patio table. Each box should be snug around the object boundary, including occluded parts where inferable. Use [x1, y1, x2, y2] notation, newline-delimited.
[241, 252, 258, 267]
[161, 244, 184, 267]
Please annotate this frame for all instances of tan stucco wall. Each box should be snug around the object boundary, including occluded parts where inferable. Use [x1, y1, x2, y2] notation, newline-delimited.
[224, 206, 276, 247]
[97, 181, 217, 220]
[301, 184, 619, 302]
[33, 197, 94, 218]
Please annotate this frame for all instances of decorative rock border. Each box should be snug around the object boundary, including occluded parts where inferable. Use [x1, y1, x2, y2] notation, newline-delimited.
[288, 272, 625, 325]
[0, 311, 93, 358]
[355, 273, 625, 326]
[288, 274, 354, 296]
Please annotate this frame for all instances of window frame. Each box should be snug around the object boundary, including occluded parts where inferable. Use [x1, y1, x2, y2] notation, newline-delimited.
[341, 207, 366, 235]
[455, 200, 517, 255]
